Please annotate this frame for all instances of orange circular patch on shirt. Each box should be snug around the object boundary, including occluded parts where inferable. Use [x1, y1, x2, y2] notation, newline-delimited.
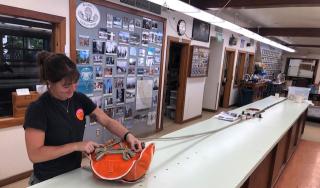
[76, 108, 84, 121]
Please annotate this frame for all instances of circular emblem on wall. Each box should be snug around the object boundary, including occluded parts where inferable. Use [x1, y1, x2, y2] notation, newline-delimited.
[76, 2, 100, 28]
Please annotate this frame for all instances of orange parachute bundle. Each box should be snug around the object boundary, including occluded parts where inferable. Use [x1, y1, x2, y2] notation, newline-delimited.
[90, 139, 155, 183]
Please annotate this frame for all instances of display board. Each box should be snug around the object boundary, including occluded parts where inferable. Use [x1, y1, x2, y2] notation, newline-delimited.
[260, 44, 282, 79]
[188, 46, 209, 77]
[73, 0, 164, 142]
[287, 58, 316, 78]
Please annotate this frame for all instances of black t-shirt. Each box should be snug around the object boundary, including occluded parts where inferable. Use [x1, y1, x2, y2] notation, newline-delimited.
[23, 91, 96, 181]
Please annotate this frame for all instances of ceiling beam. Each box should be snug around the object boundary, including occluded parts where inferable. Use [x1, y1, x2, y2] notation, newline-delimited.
[287, 44, 320, 48]
[183, 0, 320, 9]
[247, 28, 320, 37]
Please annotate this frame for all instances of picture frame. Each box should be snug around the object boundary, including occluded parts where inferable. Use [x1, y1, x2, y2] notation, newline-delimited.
[188, 45, 210, 77]
[192, 18, 210, 43]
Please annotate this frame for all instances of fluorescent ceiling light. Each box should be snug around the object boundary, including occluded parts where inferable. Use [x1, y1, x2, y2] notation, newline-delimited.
[148, 0, 295, 53]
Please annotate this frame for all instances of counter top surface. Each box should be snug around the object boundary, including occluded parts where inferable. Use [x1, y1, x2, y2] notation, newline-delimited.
[29, 96, 309, 188]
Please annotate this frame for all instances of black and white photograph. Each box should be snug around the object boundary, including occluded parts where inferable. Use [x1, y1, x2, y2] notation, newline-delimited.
[104, 108, 114, 117]
[79, 35, 89, 46]
[116, 60, 127, 75]
[104, 96, 113, 108]
[105, 41, 117, 54]
[92, 54, 103, 64]
[154, 55, 161, 64]
[119, 31, 129, 44]
[126, 89, 136, 103]
[106, 14, 113, 28]
[104, 67, 113, 77]
[76, 49, 90, 64]
[155, 31, 163, 46]
[129, 58, 137, 66]
[92, 40, 105, 54]
[142, 17, 152, 30]
[98, 28, 109, 39]
[106, 56, 115, 65]
[152, 93, 158, 107]
[129, 18, 134, 32]
[151, 21, 158, 29]
[113, 16, 122, 28]
[94, 81, 103, 91]
[147, 111, 156, 126]
[114, 106, 125, 116]
[139, 48, 146, 57]
[125, 104, 134, 120]
[126, 77, 136, 89]
[141, 31, 149, 46]
[116, 88, 125, 104]
[106, 31, 116, 41]
[153, 77, 159, 90]
[128, 66, 136, 76]
[138, 57, 145, 66]
[95, 66, 103, 79]
[130, 47, 137, 56]
[146, 56, 154, 66]
[114, 77, 124, 89]
[103, 78, 113, 95]
[117, 46, 128, 59]
[123, 17, 129, 30]
[90, 96, 103, 109]
[192, 18, 210, 42]
[155, 48, 161, 56]
[149, 31, 156, 44]
[129, 33, 140, 45]
[135, 18, 142, 28]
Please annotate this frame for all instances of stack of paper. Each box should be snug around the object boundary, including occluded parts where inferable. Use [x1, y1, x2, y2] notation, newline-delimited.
[214, 111, 239, 122]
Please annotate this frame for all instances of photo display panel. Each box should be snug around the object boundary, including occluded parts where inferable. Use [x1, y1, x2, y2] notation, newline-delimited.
[75, 0, 164, 141]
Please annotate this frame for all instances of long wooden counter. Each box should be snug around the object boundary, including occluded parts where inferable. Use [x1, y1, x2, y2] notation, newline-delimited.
[29, 96, 309, 188]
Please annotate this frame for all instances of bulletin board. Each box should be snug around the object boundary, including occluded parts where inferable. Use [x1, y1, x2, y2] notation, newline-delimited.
[188, 45, 210, 77]
[70, 0, 166, 141]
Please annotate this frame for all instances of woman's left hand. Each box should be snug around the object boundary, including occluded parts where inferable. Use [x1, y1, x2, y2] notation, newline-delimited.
[126, 134, 143, 152]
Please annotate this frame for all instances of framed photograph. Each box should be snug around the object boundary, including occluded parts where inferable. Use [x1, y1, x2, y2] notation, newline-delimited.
[129, 33, 140, 45]
[105, 41, 117, 55]
[104, 96, 113, 108]
[126, 89, 136, 103]
[129, 18, 135, 32]
[94, 81, 103, 91]
[116, 88, 125, 104]
[116, 60, 127, 75]
[126, 77, 136, 89]
[142, 17, 152, 30]
[79, 35, 89, 47]
[128, 66, 136, 76]
[123, 17, 129, 30]
[104, 67, 113, 77]
[113, 16, 122, 28]
[119, 31, 129, 44]
[92, 54, 103, 64]
[139, 48, 146, 57]
[76, 49, 90, 64]
[117, 46, 128, 59]
[95, 66, 103, 79]
[138, 57, 145, 66]
[141, 31, 149, 46]
[130, 47, 137, 56]
[135, 18, 142, 28]
[129, 58, 137, 66]
[192, 18, 210, 42]
[106, 14, 113, 28]
[92, 40, 105, 54]
[106, 56, 115, 65]
[103, 78, 113, 95]
[114, 77, 124, 89]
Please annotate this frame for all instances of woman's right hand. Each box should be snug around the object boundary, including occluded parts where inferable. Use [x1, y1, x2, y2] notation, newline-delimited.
[74, 141, 101, 154]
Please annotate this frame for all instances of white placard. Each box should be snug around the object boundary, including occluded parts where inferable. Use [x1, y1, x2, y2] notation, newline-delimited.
[136, 79, 153, 110]
[16, 88, 30, 96]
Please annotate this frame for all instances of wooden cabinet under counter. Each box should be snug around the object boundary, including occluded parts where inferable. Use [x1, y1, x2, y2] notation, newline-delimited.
[12, 91, 39, 117]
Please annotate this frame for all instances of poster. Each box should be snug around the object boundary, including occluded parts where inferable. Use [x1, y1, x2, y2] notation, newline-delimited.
[136, 79, 153, 110]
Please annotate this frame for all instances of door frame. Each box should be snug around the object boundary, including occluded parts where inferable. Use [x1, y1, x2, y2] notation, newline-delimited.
[162, 36, 191, 124]
[235, 50, 247, 87]
[222, 48, 236, 108]
[248, 53, 255, 74]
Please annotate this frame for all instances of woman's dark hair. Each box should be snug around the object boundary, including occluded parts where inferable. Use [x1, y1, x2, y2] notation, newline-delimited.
[37, 51, 80, 84]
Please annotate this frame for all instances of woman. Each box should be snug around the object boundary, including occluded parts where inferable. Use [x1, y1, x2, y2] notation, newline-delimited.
[24, 51, 142, 185]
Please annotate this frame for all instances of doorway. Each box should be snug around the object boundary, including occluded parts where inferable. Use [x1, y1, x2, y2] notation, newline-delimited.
[234, 51, 247, 88]
[219, 49, 236, 108]
[163, 36, 190, 123]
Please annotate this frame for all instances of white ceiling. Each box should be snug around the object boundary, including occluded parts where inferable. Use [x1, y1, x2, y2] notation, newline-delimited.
[208, 7, 320, 55]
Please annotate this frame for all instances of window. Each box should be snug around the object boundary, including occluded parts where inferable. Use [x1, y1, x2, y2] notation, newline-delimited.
[0, 24, 51, 117]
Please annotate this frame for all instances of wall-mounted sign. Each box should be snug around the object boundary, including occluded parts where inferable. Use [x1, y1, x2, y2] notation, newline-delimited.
[76, 2, 100, 28]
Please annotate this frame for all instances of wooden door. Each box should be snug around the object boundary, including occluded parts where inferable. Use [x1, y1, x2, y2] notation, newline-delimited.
[222, 49, 236, 108]
[248, 53, 255, 74]
[235, 52, 246, 87]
